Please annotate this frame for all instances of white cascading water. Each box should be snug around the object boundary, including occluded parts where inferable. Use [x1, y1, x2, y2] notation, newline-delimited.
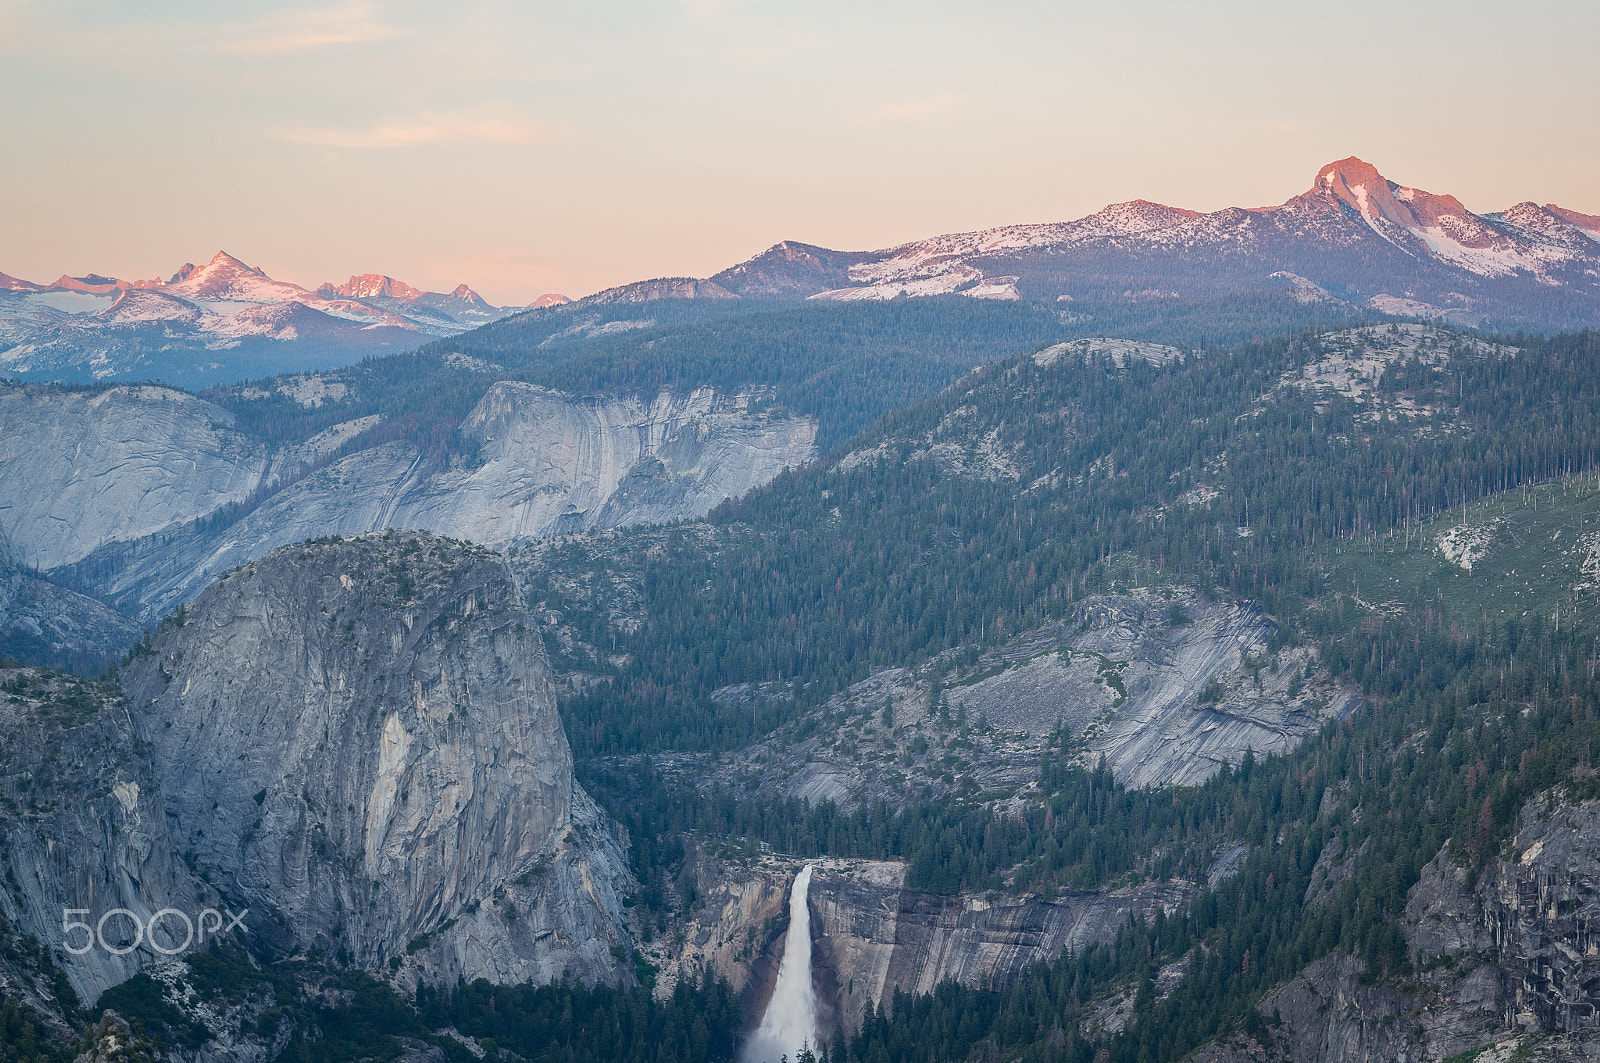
[743, 863, 819, 1063]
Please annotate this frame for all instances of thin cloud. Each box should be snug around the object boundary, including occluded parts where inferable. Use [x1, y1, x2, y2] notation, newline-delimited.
[861, 93, 961, 123]
[277, 104, 549, 149]
[223, 0, 401, 54]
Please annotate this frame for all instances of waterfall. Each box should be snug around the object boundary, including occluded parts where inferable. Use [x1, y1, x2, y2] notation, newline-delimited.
[743, 863, 819, 1063]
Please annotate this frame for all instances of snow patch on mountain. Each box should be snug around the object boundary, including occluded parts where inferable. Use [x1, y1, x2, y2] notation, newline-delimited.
[0, 252, 528, 382]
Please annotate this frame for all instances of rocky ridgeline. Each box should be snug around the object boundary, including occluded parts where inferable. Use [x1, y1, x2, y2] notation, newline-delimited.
[1186, 794, 1600, 1063]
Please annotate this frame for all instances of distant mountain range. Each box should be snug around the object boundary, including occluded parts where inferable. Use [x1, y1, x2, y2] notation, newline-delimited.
[578, 157, 1600, 329]
[4, 157, 1595, 389]
[0, 251, 568, 385]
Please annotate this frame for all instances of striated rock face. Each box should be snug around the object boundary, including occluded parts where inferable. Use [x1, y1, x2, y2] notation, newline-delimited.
[1479, 797, 1600, 1035]
[0, 536, 140, 672]
[0, 384, 267, 572]
[438, 383, 816, 539]
[808, 864, 1189, 1033]
[117, 532, 633, 987]
[948, 594, 1356, 788]
[639, 851, 796, 1024]
[667, 852, 1188, 1036]
[0, 667, 212, 1007]
[55, 383, 816, 623]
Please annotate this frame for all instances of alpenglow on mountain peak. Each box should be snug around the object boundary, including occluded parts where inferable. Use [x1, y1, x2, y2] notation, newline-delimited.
[565, 155, 1600, 327]
[0, 250, 532, 384]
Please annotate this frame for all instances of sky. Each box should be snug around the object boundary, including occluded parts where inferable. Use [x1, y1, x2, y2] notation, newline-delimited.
[1, 0, 1596, 304]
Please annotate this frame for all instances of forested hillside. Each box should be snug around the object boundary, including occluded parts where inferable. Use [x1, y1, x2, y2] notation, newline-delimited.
[519, 325, 1594, 752]
[209, 293, 1375, 461]
[500, 323, 1600, 1061]
[12, 316, 1600, 1063]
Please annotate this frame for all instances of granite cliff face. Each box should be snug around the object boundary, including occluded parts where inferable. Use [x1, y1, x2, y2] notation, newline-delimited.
[0, 384, 265, 572]
[1190, 793, 1600, 1063]
[28, 382, 814, 624]
[117, 532, 633, 988]
[654, 852, 1188, 1036]
[0, 667, 213, 1007]
[806, 862, 1188, 1033]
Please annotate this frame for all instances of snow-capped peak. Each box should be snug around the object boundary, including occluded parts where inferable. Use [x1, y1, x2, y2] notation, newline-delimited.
[162, 251, 309, 303]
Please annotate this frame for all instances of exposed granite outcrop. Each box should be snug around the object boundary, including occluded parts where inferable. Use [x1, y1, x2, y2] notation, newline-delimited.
[1403, 841, 1488, 962]
[637, 850, 795, 1026]
[691, 592, 1356, 815]
[117, 532, 633, 988]
[664, 851, 1189, 1036]
[1480, 796, 1600, 1036]
[1194, 793, 1600, 1062]
[949, 593, 1357, 788]
[0, 384, 266, 572]
[808, 863, 1189, 1032]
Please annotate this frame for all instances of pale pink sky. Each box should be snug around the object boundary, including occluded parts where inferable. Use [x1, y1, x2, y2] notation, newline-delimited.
[2, 0, 1596, 304]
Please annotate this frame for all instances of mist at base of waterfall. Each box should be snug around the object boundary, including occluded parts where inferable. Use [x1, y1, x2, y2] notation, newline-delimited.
[742, 863, 819, 1063]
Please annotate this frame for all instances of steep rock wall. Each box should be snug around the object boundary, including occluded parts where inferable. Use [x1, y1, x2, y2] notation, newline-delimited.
[1195, 793, 1600, 1063]
[668, 853, 1189, 1036]
[118, 532, 633, 987]
[808, 864, 1189, 1033]
[0, 384, 266, 572]
[0, 668, 213, 1006]
[58, 384, 816, 622]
